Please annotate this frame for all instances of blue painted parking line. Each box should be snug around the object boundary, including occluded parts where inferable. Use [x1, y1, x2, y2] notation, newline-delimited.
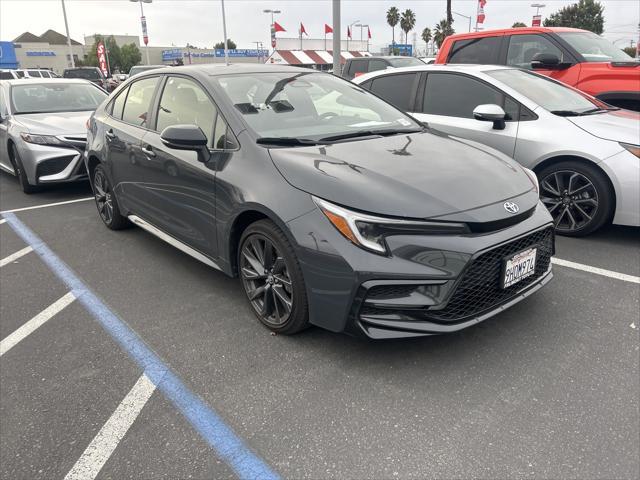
[1, 212, 280, 480]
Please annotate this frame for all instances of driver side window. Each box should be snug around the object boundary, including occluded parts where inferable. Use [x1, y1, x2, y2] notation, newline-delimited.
[507, 34, 564, 69]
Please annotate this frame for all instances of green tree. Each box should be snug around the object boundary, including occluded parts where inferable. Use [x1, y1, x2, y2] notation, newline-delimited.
[386, 6, 400, 45]
[214, 39, 237, 50]
[120, 43, 142, 73]
[421, 27, 432, 45]
[622, 46, 637, 58]
[543, 0, 604, 34]
[84, 34, 124, 75]
[400, 9, 416, 49]
[512, 22, 527, 28]
[433, 19, 455, 49]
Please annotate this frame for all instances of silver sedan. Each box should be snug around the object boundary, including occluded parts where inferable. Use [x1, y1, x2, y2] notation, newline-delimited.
[354, 64, 640, 236]
[0, 78, 107, 193]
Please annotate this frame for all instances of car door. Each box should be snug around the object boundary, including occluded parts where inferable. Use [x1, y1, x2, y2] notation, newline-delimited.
[103, 76, 161, 213]
[367, 72, 420, 111]
[133, 75, 235, 258]
[505, 33, 581, 87]
[411, 72, 518, 158]
[0, 86, 11, 172]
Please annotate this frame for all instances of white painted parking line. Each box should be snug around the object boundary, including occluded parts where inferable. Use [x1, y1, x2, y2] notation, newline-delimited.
[552, 257, 640, 284]
[0, 197, 93, 214]
[64, 374, 156, 480]
[0, 246, 33, 268]
[0, 292, 76, 356]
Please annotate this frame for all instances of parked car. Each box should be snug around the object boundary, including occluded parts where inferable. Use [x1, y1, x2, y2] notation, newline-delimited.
[0, 69, 24, 80]
[354, 64, 640, 235]
[85, 64, 554, 338]
[21, 69, 59, 79]
[63, 67, 109, 91]
[341, 56, 425, 80]
[128, 64, 168, 77]
[435, 27, 640, 111]
[0, 78, 107, 192]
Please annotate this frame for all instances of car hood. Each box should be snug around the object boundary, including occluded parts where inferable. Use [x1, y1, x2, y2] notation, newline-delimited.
[567, 109, 640, 145]
[269, 131, 536, 219]
[14, 111, 91, 136]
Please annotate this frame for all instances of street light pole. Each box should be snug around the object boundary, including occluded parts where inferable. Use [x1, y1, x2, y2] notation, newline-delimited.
[531, 3, 546, 15]
[130, 0, 152, 65]
[347, 20, 359, 52]
[452, 11, 472, 33]
[221, 0, 229, 65]
[332, 0, 341, 75]
[61, 0, 75, 68]
[263, 9, 281, 52]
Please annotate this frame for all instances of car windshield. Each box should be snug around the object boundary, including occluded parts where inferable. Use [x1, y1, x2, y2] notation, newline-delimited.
[214, 72, 421, 141]
[557, 31, 634, 62]
[11, 83, 108, 114]
[387, 57, 425, 67]
[64, 69, 101, 80]
[487, 69, 607, 113]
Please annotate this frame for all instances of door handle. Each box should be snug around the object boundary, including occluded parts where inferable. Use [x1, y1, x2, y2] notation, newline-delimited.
[142, 145, 156, 158]
[105, 129, 116, 140]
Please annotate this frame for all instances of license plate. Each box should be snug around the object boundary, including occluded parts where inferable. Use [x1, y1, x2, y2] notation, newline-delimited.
[501, 247, 537, 289]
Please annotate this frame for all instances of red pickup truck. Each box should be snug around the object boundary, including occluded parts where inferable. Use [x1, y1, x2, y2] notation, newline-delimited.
[435, 27, 640, 111]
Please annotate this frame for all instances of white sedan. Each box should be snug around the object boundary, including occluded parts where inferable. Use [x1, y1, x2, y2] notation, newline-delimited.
[353, 64, 640, 236]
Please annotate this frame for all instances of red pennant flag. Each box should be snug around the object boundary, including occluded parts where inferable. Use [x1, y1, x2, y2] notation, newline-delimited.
[324, 23, 333, 34]
[368, 26, 372, 39]
[300, 22, 308, 36]
[347, 26, 352, 39]
[273, 21, 286, 32]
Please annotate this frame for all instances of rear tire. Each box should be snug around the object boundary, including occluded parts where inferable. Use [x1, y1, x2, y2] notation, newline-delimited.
[92, 164, 130, 230]
[537, 160, 613, 236]
[238, 219, 309, 334]
[11, 144, 41, 194]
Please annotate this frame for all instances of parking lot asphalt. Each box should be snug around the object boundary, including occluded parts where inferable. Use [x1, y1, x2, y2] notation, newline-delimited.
[1, 171, 639, 479]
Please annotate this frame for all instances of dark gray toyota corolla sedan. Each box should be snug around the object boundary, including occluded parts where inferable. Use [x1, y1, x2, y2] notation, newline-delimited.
[85, 64, 554, 339]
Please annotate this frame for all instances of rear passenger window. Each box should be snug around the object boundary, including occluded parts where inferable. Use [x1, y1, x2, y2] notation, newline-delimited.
[0, 71, 12, 79]
[27, 70, 42, 78]
[448, 37, 501, 64]
[348, 60, 368, 78]
[368, 59, 388, 73]
[122, 77, 158, 127]
[110, 87, 128, 119]
[369, 73, 418, 111]
[423, 73, 504, 119]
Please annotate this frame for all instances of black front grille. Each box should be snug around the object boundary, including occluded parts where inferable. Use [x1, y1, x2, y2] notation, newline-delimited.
[36, 156, 75, 178]
[424, 227, 554, 321]
[367, 284, 419, 298]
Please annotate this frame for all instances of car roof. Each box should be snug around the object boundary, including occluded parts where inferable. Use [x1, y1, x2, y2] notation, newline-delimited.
[134, 63, 318, 78]
[445, 26, 586, 41]
[353, 63, 515, 82]
[2, 78, 94, 86]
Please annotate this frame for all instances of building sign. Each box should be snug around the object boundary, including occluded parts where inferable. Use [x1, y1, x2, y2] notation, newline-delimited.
[26, 51, 56, 56]
[161, 48, 183, 61]
[0, 41, 19, 68]
[162, 48, 268, 61]
[96, 42, 108, 76]
[532, 15, 542, 26]
[389, 44, 412, 56]
[214, 49, 268, 57]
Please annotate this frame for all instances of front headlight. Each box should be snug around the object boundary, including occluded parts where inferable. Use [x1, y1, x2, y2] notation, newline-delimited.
[620, 142, 640, 158]
[314, 197, 468, 255]
[522, 167, 539, 194]
[20, 133, 66, 147]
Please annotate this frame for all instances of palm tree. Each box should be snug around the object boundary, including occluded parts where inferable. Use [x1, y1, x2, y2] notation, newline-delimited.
[400, 9, 416, 50]
[421, 27, 432, 45]
[433, 18, 454, 49]
[386, 7, 400, 46]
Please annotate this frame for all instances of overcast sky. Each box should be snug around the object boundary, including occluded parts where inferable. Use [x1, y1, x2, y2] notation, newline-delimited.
[1, 0, 638, 51]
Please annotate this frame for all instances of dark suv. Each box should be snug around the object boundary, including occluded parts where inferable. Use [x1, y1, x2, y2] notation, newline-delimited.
[63, 67, 108, 91]
[85, 64, 553, 338]
[341, 56, 425, 80]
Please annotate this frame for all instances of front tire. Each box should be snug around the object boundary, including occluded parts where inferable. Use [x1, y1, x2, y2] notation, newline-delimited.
[92, 164, 129, 230]
[238, 219, 309, 334]
[11, 144, 41, 194]
[538, 160, 613, 236]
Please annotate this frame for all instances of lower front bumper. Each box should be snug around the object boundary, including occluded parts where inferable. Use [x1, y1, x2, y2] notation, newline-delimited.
[17, 141, 88, 185]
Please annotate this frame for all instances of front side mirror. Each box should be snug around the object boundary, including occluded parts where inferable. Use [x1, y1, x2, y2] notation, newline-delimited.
[531, 52, 568, 70]
[160, 124, 210, 162]
[473, 104, 506, 130]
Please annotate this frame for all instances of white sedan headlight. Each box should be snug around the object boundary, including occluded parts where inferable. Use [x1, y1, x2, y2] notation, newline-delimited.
[20, 133, 66, 147]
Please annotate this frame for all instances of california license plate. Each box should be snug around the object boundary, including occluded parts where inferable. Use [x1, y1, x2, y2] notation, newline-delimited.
[501, 247, 537, 289]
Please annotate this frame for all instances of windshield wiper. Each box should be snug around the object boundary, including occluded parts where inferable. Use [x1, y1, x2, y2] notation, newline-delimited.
[550, 110, 581, 117]
[256, 137, 321, 146]
[551, 107, 619, 117]
[580, 107, 620, 115]
[319, 128, 422, 143]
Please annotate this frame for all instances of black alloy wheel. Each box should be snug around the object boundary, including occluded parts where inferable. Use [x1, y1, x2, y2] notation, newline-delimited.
[538, 160, 613, 236]
[239, 220, 309, 334]
[92, 164, 129, 230]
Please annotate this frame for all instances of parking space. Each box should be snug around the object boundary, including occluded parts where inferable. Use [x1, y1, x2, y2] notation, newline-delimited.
[1, 172, 639, 479]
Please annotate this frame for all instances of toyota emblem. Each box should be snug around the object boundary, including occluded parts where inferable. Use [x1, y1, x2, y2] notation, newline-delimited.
[504, 202, 520, 214]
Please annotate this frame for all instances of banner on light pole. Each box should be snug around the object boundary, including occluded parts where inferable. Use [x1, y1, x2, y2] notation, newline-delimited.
[141, 15, 149, 45]
[96, 42, 108, 76]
